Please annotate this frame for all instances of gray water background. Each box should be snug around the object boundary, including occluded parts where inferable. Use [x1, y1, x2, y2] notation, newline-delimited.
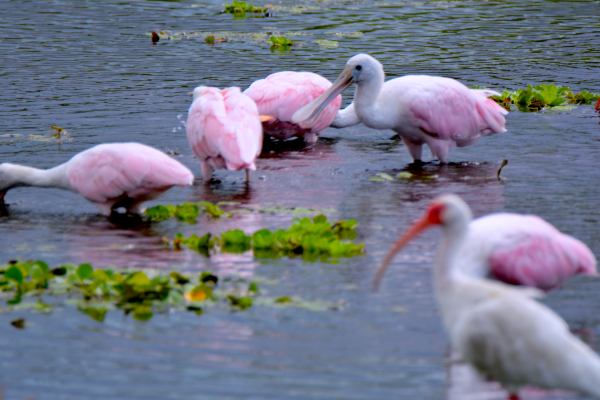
[1, 0, 600, 398]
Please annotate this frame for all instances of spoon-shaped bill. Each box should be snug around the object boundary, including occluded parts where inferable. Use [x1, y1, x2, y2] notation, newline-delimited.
[291, 67, 354, 128]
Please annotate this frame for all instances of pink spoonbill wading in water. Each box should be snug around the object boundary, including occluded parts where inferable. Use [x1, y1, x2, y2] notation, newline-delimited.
[458, 213, 597, 290]
[0, 142, 194, 216]
[292, 54, 508, 163]
[244, 71, 342, 143]
[186, 86, 262, 182]
[373, 195, 600, 400]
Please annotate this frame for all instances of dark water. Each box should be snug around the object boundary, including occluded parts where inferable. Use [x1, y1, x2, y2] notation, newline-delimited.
[1, 0, 600, 399]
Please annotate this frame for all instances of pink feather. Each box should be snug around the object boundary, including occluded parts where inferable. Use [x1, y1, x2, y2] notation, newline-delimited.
[462, 213, 597, 291]
[244, 71, 342, 141]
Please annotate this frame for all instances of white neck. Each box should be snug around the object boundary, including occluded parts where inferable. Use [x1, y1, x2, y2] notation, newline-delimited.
[434, 215, 471, 331]
[331, 103, 361, 128]
[0, 163, 73, 192]
[353, 69, 387, 129]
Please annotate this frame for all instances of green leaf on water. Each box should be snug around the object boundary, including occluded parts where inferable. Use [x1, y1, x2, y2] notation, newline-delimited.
[396, 172, 414, 179]
[132, 305, 153, 321]
[5, 266, 23, 283]
[275, 296, 292, 303]
[76, 264, 94, 280]
[79, 306, 107, 322]
[227, 295, 253, 309]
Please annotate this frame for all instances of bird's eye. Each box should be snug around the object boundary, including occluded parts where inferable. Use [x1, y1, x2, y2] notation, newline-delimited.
[355, 65, 362, 71]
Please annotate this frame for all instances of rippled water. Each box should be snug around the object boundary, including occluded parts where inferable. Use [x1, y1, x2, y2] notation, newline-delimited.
[1, 0, 600, 399]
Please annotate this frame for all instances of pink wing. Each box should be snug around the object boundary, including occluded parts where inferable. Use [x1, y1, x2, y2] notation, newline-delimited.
[398, 76, 507, 145]
[186, 87, 262, 170]
[65, 143, 193, 202]
[244, 71, 342, 133]
[470, 214, 597, 291]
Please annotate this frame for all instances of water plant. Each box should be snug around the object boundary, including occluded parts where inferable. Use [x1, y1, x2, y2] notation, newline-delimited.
[472, 84, 600, 112]
[0, 260, 259, 323]
[270, 35, 293, 52]
[166, 215, 364, 261]
[223, 1, 265, 18]
[145, 201, 229, 223]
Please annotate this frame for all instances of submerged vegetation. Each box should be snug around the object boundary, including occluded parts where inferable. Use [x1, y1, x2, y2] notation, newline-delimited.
[145, 201, 336, 223]
[165, 215, 364, 261]
[145, 201, 229, 222]
[0, 260, 259, 322]
[474, 84, 600, 112]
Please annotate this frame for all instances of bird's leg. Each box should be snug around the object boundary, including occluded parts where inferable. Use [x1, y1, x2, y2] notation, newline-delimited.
[201, 162, 214, 184]
[401, 137, 423, 163]
[245, 169, 251, 182]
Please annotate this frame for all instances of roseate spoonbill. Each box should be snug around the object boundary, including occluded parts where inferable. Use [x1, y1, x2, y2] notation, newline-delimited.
[459, 213, 597, 291]
[243, 71, 342, 143]
[187, 86, 262, 181]
[0, 142, 193, 216]
[373, 195, 600, 399]
[594, 98, 600, 112]
[292, 54, 508, 162]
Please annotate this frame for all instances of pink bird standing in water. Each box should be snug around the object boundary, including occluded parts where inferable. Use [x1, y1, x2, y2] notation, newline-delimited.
[244, 71, 342, 143]
[459, 213, 597, 290]
[374, 195, 600, 400]
[293, 54, 508, 162]
[186, 86, 262, 182]
[0, 142, 193, 216]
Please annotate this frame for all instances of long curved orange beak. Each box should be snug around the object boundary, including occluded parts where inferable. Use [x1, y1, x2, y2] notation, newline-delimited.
[372, 212, 435, 291]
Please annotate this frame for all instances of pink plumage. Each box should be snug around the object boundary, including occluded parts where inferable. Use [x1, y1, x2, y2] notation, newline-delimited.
[186, 86, 262, 181]
[460, 213, 597, 291]
[244, 71, 342, 143]
[66, 143, 194, 215]
[291, 54, 508, 162]
[0, 142, 193, 216]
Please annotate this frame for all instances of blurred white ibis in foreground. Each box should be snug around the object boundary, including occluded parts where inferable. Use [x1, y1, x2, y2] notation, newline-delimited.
[373, 195, 600, 399]
[244, 71, 342, 143]
[0, 142, 193, 216]
[186, 86, 262, 181]
[292, 54, 508, 162]
[460, 213, 596, 290]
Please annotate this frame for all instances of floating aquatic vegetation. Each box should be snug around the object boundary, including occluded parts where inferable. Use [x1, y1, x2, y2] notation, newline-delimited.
[370, 172, 438, 182]
[145, 201, 229, 223]
[28, 126, 73, 143]
[325, 31, 364, 38]
[472, 84, 600, 112]
[270, 35, 293, 52]
[315, 39, 338, 48]
[222, 1, 266, 18]
[0, 260, 261, 323]
[166, 215, 364, 262]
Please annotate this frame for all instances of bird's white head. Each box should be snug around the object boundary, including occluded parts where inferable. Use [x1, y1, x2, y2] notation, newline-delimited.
[191, 86, 210, 101]
[344, 54, 385, 85]
[291, 53, 385, 126]
[372, 194, 472, 290]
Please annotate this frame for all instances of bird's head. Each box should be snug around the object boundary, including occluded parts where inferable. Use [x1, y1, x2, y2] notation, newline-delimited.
[344, 53, 385, 85]
[372, 194, 472, 290]
[291, 53, 384, 127]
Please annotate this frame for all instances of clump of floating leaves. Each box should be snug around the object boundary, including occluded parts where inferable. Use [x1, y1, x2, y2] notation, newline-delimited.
[270, 35, 293, 52]
[0, 260, 258, 322]
[167, 215, 364, 262]
[472, 84, 600, 112]
[145, 201, 228, 223]
[223, 1, 265, 17]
